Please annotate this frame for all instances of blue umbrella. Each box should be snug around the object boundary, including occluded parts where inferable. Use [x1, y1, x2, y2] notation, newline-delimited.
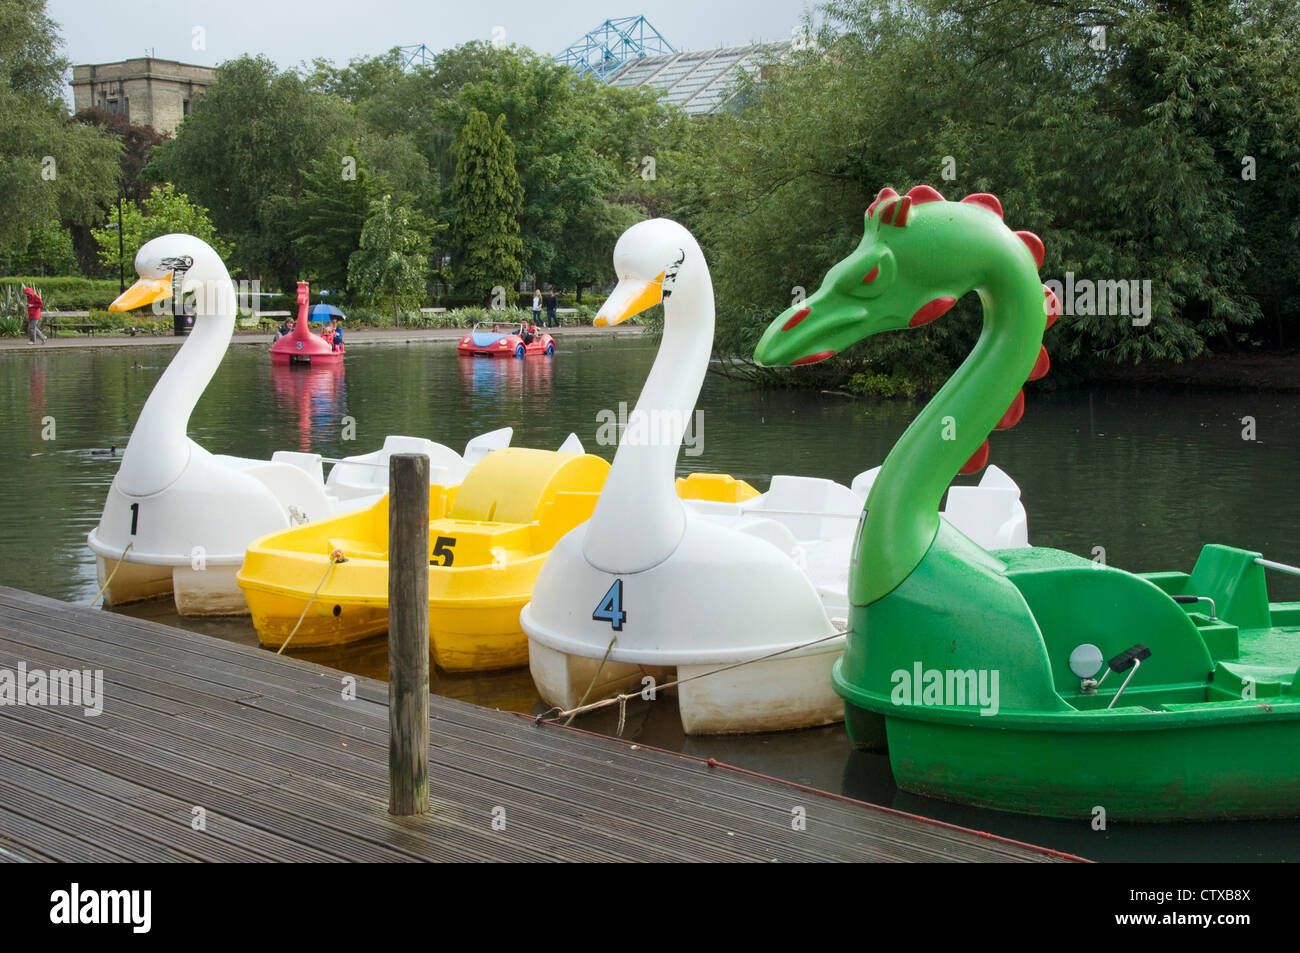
[309, 304, 346, 322]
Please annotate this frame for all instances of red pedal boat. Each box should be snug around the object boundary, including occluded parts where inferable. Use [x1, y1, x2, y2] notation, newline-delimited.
[270, 282, 344, 364]
[457, 321, 555, 358]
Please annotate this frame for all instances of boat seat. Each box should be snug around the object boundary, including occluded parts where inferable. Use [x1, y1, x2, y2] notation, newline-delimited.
[944, 466, 1028, 550]
[999, 548, 1214, 699]
[270, 451, 325, 484]
[743, 475, 861, 542]
[462, 427, 513, 466]
[1186, 545, 1272, 629]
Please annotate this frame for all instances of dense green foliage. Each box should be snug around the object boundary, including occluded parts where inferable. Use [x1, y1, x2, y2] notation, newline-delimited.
[147, 55, 355, 287]
[675, 0, 1300, 386]
[91, 184, 232, 277]
[0, 0, 120, 249]
[0, 276, 123, 310]
[277, 145, 383, 291]
[5, 0, 1297, 389]
[347, 194, 434, 321]
[450, 110, 524, 299]
[0, 218, 79, 276]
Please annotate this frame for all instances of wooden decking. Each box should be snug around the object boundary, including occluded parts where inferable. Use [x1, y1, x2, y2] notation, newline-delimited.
[0, 587, 1076, 862]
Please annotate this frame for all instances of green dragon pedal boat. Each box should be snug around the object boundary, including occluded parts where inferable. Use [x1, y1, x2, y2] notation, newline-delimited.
[754, 184, 1300, 821]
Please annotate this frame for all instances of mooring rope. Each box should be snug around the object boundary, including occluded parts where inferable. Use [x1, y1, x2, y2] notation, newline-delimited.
[276, 549, 348, 655]
[563, 635, 618, 726]
[89, 541, 133, 608]
[536, 626, 848, 734]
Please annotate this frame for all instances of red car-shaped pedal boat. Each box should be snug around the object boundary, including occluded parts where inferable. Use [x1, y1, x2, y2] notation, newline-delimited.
[457, 322, 555, 358]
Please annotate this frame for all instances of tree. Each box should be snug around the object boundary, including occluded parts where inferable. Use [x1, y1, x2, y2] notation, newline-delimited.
[0, 217, 78, 275]
[450, 110, 523, 300]
[279, 145, 382, 291]
[0, 0, 120, 251]
[318, 43, 686, 293]
[68, 108, 166, 274]
[347, 194, 436, 322]
[92, 183, 232, 277]
[147, 55, 357, 288]
[674, 0, 1300, 383]
[440, 46, 684, 289]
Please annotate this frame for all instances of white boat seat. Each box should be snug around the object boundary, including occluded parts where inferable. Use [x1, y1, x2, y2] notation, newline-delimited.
[463, 427, 513, 465]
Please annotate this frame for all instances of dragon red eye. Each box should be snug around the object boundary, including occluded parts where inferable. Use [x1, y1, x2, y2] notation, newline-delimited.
[862, 266, 879, 283]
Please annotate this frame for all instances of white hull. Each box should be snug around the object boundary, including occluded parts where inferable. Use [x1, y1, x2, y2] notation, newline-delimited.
[529, 638, 843, 735]
[95, 555, 247, 615]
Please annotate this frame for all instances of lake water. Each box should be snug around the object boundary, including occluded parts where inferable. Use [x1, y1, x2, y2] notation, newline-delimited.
[3, 335, 1299, 861]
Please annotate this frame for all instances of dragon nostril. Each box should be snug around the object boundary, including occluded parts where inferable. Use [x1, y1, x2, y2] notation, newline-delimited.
[782, 306, 811, 331]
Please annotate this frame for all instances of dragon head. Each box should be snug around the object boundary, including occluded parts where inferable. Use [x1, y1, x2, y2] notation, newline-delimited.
[756, 185, 1056, 367]
[756, 185, 1060, 475]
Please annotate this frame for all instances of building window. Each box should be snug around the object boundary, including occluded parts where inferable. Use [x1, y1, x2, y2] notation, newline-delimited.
[182, 99, 190, 116]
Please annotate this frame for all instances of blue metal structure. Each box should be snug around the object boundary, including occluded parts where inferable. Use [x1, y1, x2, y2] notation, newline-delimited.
[555, 16, 675, 82]
[399, 44, 435, 70]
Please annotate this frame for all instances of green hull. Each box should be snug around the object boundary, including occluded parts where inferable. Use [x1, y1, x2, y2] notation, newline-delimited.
[835, 528, 1300, 821]
[841, 690, 1300, 821]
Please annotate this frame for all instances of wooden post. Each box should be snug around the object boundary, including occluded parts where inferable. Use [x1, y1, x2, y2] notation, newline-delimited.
[388, 453, 429, 815]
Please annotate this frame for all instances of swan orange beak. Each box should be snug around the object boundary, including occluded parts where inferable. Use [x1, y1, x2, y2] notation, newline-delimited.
[109, 274, 172, 312]
[593, 271, 664, 326]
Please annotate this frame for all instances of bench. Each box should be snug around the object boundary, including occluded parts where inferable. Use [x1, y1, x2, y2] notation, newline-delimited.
[43, 312, 97, 336]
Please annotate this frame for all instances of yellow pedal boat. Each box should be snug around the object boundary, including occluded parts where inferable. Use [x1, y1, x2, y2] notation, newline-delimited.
[238, 447, 611, 670]
[237, 457, 759, 672]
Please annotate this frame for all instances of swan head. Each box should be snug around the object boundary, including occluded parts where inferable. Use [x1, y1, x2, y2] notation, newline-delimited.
[594, 218, 703, 326]
[109, 233, 232, 314]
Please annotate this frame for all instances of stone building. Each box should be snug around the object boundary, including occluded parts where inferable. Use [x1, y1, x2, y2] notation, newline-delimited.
[70, 58, 217, 135]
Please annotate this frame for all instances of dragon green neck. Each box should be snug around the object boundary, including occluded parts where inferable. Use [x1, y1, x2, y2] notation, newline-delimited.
[851, 266, 1046, 606]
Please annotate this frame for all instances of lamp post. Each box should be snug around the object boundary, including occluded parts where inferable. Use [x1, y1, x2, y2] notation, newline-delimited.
[117, 193, 124, 294]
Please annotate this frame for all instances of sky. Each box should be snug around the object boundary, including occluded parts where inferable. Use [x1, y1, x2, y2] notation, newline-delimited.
[48, 0, 816, 75]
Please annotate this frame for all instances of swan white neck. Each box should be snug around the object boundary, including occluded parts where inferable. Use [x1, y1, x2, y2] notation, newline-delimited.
[116, 264, 235, 497]
[583, 253, 713, 573]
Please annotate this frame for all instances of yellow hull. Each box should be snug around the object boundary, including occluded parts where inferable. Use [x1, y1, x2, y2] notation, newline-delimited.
[238, 450, 758, 672]
[245, 588, 532, 670]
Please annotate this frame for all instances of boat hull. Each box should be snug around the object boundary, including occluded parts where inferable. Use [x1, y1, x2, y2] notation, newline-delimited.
[246, 588, 530, 670]
[528, 638, 843, 735]
[94, 555, 246, 615]
[843, 695, 1300, 821]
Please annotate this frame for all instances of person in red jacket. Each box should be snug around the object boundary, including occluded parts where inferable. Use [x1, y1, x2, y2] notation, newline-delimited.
[23, 287, 46, 344]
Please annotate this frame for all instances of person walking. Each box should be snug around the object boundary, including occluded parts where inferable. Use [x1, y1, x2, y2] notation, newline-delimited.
[23, 287, 46, 344]
[544, 289, 559, 328]
[532, 289, 543, 326]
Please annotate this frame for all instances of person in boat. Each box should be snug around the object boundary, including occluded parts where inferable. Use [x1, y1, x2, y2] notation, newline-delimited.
[272, 317, 292, 342]
[326, 316, 343, 351]
[519, 321, 535, 345]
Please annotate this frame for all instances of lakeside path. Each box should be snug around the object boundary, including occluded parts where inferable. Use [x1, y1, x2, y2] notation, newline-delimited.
[0, 324, 647, 353]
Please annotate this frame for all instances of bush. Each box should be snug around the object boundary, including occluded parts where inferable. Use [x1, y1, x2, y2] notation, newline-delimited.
[0, 276, 124, 311]
[847, 370, 921, 400]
